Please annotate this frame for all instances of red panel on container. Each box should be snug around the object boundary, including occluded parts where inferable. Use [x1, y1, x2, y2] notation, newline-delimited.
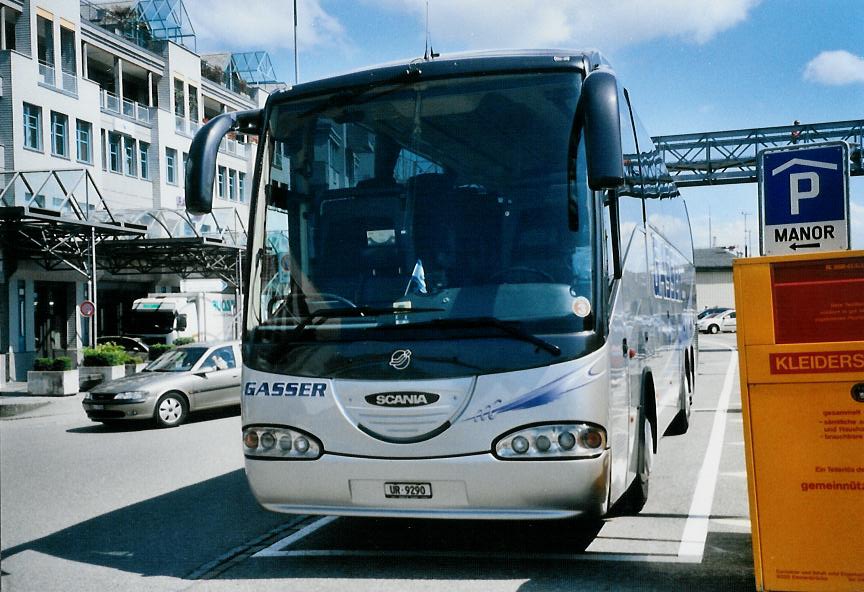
[771, 257, 864, 344]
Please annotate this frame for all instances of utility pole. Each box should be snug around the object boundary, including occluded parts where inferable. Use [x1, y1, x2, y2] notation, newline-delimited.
[740, 211, 751, 257]
[293, 0, 300, 84]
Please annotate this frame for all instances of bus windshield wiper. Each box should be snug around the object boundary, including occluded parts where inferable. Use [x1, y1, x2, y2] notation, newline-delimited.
[292, 306, 445, 334]
[409, 317, 561, 357]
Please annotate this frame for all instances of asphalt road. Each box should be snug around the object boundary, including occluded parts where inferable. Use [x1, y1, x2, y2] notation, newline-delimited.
[1, 333, 754, 591]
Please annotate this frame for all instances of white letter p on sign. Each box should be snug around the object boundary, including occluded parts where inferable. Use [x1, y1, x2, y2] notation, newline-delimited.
[789, 171, 819, 215]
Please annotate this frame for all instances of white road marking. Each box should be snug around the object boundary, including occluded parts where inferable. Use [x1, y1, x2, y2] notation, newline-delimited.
[677, 343, 738, 561]
[254, 516, 339, 557]
[254, 548, 694, 563]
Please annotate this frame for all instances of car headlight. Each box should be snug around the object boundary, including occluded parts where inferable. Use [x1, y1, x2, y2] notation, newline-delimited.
[115, 391, 148, 401]
[243, 426, 322, 460]
[493, 423, 606, 460]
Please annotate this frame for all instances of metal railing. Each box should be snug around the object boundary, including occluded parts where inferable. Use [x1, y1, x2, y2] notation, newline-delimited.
[61, 70, 77, 94]
[101, 90, 152, 125]
[220, 138, 247, 158]
[38, 60, 55, 87]
[174, 116, 203, 137]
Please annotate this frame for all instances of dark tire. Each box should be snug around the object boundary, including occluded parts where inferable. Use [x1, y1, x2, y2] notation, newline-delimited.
[667, 375, 691, 436]
[620, 411, 653, 514]
[154, 392, 188, 428]
[708, 324, 720, 334]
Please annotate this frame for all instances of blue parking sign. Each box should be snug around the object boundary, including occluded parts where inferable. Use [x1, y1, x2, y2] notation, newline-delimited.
[759, 142, 849, 255]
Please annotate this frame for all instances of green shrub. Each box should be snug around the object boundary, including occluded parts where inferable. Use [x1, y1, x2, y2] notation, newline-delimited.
[82, 344, 128, 367]
[148, 343, 174, 360]
[174, 337, 195, 346]
[33, 357, 73, 371]
[52, 356, 73, 371]
[33, 358, 54, 371]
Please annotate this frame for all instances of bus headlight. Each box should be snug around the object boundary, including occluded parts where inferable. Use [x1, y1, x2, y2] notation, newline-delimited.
[493, 423, 606, 460]
[243, 426, 322, 460]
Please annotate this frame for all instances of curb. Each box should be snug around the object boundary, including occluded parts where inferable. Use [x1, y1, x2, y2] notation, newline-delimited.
[0, 401, 51, 418]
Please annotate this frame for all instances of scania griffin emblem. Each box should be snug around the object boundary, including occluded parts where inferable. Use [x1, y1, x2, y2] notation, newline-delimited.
[389, 349, 412, 370]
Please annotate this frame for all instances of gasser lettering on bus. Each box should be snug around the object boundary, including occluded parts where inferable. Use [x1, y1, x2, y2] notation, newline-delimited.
[244, 382, 327, 397]
[652, 236, 685, 302]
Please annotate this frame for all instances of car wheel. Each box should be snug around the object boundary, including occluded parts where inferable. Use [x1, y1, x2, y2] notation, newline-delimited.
[154, 392, 188, 428]
[708, 324, 720, 334]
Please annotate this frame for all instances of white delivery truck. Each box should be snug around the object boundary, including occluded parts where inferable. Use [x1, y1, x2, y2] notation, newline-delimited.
[124, 293, 238, 345]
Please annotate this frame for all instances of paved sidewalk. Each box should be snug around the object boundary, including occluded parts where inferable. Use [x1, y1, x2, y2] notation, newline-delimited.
[0, 382, 85, 419]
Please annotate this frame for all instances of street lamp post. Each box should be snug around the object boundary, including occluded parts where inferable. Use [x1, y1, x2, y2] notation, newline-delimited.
[741, 211, 751, 257]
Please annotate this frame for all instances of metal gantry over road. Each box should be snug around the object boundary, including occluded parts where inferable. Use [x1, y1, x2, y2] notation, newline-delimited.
[653, 119, 863, 187]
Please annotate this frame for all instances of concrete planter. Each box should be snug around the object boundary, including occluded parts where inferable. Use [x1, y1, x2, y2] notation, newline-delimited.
[83, 365, 126, 386]
[125, 363, 147, 376]
[27, 369, 80, 396]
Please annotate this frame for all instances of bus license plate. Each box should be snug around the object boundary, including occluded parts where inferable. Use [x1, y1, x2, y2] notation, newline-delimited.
[384, 482, 432, 499]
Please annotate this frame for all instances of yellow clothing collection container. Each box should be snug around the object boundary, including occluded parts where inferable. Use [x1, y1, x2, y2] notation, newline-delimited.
[733, 250, 864, 592]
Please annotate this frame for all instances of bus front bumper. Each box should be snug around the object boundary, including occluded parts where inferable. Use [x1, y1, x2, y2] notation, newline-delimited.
[245, 451, 610, 520]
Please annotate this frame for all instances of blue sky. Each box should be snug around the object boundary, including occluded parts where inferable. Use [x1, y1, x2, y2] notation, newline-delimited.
[187, 0, 864, 252]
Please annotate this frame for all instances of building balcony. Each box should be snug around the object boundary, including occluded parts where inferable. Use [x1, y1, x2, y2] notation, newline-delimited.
[38, 61, 78, 95]
[174, 116, 203, 138]
[220, 138, 247, 158]
[101, 89, 152, 125]
[38, 60, 55, 87]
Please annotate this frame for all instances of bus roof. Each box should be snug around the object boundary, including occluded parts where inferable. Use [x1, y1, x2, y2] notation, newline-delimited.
[268, 49, 608, 106]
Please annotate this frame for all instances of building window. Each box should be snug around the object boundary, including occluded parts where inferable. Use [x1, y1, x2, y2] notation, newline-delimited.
[139, 142, 149, 179]
[228, 169, 237, 201]
[166, 148, 177, 184]
[59, 26, 76, 93]
[173, 78, 185, 118]
[75, 120, 92, 163]
[108, 132, 122, 173]
[123, 136, 136, 176]
[51, 112, 68, 157]
[217, 166, 226, 198]
[36, 15, 54, 86]
[188, 85, 199, 123]
[23, 103, 43, 151]
[100, 130, 107, 170]
[238, 172, 246, 202]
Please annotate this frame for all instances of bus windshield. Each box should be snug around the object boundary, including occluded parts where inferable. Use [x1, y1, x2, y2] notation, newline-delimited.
[247, 71, 597, 377]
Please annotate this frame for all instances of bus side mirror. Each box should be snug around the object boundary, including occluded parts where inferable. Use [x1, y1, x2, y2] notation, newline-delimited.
[185, 109, 263, 215]
[175, 314, 188, 332]
[581, 69, 625, 191]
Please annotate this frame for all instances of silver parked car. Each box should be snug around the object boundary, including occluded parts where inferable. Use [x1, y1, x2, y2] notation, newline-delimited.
[697, 309, 737, 334]
[83, 341, 242, 427]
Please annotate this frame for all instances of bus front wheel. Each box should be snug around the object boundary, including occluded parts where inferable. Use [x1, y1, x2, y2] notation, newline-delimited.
[620, 411, 653, 514]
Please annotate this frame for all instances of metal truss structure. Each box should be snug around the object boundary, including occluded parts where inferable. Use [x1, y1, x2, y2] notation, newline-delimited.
[652, 119, 863, 187]
[0, 169, 246, 287]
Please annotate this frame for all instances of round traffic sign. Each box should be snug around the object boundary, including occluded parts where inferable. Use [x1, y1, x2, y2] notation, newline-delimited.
[80, 300, 95, 318]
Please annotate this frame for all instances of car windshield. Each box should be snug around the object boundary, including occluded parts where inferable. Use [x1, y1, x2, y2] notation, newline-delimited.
[125, 310, 175, 334]
[145, 347, 208, 372]
[249, 71, 594, 338]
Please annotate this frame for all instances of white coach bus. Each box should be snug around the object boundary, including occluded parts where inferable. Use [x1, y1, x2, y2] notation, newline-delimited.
[186, 50, 697, 520]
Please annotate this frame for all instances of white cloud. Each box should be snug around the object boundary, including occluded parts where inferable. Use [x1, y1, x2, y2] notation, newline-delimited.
[186, 0, 347, 53]
[803, 50, 864, 85]
[377, 0, 760, 51]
